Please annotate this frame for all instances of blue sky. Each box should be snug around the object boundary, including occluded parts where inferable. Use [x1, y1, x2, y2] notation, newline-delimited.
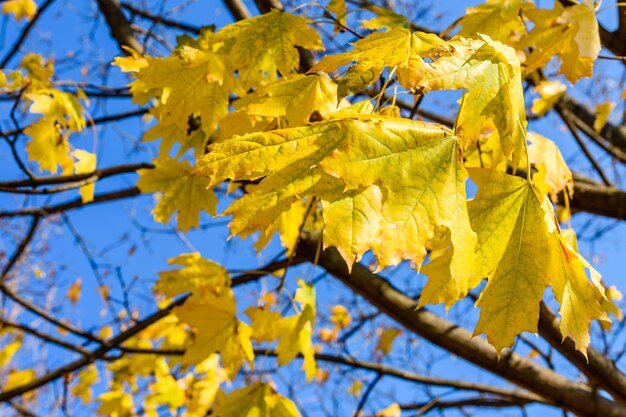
[0, 1, 625, 416]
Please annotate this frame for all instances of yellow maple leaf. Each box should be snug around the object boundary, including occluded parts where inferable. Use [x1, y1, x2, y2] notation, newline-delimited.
[454, 0, 526, 44]
[122, 47, 236, 137]
[97, 387, 135, 417]
[185, 355, 226, 417]
[5, 369, 36, 391]
[468, 169, 615, 351]
[221, 74, 339, 139]
[527, 132, 573, 200]
[71, 364, 99, 403]
[137, 157, 217, 232]
[521, 1, 600, 83]
[310, 27, 448, 97]
[531, 80, 567, 117]
[328, 0, 347, 32]
[72, 150, 97, 203]
[594, 101, 615, 133]
[360, 5, 409, 30]
[2, 0, 37, 21]
[210, 10, 323, 88]
[142, 122, 207, 158]
[144, 359, 186, 416]
[155, 252, 231, 299]
[0, 334, 22, 368]
[213, 382, 301, 417]
[347, 380, 363, 397]
[195, 114, 476, 283]
[66, 278, 82, 304]
[375, 328, 402, 356]
[25, 119, 74, 174]
[420, 36, 527, 165]
[375, 403, 402, 417]
[329, 305, 351, 330]
[175, 290, 254, 379]
[276, 280, 317, 381]
[245, 306, 282, 343]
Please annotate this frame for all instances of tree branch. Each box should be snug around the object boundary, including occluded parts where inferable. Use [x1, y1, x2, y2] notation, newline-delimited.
[97, 0, 143, 54]
[295, 232, 626, 417]
[0, 187, 141, 218]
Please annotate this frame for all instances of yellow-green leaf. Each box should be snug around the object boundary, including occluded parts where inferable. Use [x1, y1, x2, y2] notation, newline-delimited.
[455, 0, 526, 44]
[375, 328, 402, 356]
[213, 382, 300, 417]
[360, 5, 409, 30]
[468, 169, 614, 351]
[531, 80, 566, 117]
[310, 27, 449, 97]
[72, 149, 97, 203]
[25, 119, 74, 174]
[594, 101, 614, 133]
[211, 10, 323, 88]
[222, 74, 339, 136]
[195, 115, 475, 282]
[155, 252, 231, 299]
[137, 157, 217, 232]
[174, 289, 254, 378]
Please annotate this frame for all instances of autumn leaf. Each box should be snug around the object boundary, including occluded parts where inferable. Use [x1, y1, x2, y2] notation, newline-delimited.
[329, 305, 351, 330]
[468, 169, 614, 351]
[66, 278, 82, 304]
[360, 5, 409, 30]
[71, 365, 99, 403]
[0, 335, 22, 368]
[375, 328, 402, 356]
[276, 280, 317, 381]
[137, 157, 217, 232]
[454, 0, 526, 44]
[210, 9, 323, 88]
[2, 0, 37, 21]
[195, 114, 476, 282]
[155, 252, 231, 299]
[221, 74, 339, 138]
[419, 36, 527, 164]
[213, 382, 300, 417]
[522, 1, 600, 83]
[245, 306, 282, 343]
[97, 387, 135, 417]
[175, 290, 254, 379]
[594, 101, 615, 133]
[527, 132, 573, 199]
[375, 403, 402, 417]
[328, 0, 347, 32]
[185, 355, 226, 417]
[119, 47, 237, 137]
[25, 119, 74, 174]
[310, 27, 449, 97]
[531, 80, 567, 117]
[142, 122, 208, 159]
[5, 368, 36, 392]
[72, 149, 97, 203]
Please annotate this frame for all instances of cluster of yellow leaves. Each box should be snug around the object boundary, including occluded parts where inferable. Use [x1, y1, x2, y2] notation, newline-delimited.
[455, 0, 601, 83]
[1, 53, 97, 201]
[2, 0, 37, 21]
[119, 1, 617, 364]
[117, 10, 329, 233]
[311, 29, 527, 166]
[154, 254, 318, 382]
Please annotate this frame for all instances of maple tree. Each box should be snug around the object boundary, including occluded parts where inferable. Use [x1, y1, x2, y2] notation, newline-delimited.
[1, 0, 626, 416]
